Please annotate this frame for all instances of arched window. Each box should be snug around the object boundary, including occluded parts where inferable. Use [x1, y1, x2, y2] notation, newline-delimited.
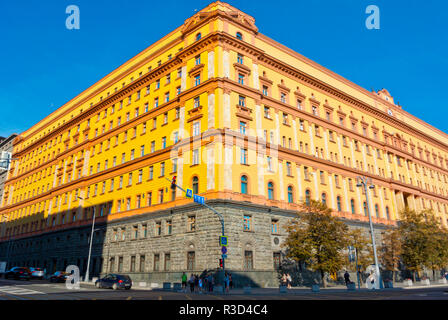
[236, 32, 243, 40]
[350, 199, 356, 214]
[305, 190, 311, 206]
[321, 193, 326, 206]
[268, 182, 274, 200]
[241, 175, 248, 195]
[192, 176, 199, 194]
[337, 196, 342, 212]
[386, 206, 390, 220]
[196, 33, 202, 41]
[375, 204, 380, 218]
[363, 202, 368, 216]
[287, 186, 293, 203]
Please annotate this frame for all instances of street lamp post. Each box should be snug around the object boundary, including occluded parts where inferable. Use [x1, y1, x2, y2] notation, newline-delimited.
[356, 176, 383, 289]
[78, 197, 96, 283]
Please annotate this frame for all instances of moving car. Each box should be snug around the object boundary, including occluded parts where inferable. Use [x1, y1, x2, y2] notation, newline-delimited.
[29, 267, 45, 280]
[4, 267, 31, 280]
[95, 274, 132, 290]
[49, 271, 69, 283]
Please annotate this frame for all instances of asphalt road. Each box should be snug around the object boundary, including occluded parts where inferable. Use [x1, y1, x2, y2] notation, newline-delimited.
[0, 278, 448, 300]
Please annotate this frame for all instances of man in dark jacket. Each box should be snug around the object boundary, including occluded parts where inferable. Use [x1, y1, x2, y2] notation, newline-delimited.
[344, 271, 351, 285]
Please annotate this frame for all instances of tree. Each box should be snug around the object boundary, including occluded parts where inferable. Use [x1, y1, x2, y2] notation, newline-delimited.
[398, 208, 433, 282]
[346, 228, 373, 282]
[379, 228, 402, 282]
[283, 200, 348, 288]
[421, 210, 448, 280]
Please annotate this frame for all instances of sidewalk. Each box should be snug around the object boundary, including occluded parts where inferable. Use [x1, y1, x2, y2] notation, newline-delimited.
[80, 280, 448, 294]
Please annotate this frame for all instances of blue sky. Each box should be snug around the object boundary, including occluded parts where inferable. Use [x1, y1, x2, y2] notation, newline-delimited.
[0, 0, 447, 137]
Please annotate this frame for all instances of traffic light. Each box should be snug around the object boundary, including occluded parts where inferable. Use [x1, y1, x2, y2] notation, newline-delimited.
[219, 259, 223, 269]
[171, 176, 177, 190]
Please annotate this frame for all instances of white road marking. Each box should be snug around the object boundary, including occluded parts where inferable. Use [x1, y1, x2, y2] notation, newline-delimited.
[0, 286, 44, 295]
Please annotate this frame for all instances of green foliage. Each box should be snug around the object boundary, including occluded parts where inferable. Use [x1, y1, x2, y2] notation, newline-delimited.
[283, 200, 348, 287]
[398, 208, 448, 280]
[379, 228, 402, 273]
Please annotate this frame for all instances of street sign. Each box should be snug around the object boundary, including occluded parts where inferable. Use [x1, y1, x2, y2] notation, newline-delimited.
[193, 194, 205, 205]
[221, 246, 227, 254]
[219, 236, 228, 247]
[186, 189, 193, 199]
[222, 254, 227, 259]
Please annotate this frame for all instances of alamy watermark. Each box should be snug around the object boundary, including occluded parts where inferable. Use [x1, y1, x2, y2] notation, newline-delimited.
[365, 5, 380, 30]
[66, 5, 80, 30]
[65, 265, 80, 289]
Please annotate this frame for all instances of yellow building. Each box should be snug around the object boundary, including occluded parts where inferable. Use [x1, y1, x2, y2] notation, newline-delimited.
[1, 2, 447, 285]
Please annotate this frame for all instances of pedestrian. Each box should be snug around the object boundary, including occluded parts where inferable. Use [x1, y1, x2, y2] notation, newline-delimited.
[198, 277, 203, 294]
[225, 273, 229, 293]
[209, 274, 214, 292]
[194, 274, 199, 293]
[229, 273, 233, 290]
[344, 270, 351, 285]
[286, 273, 292, 289]
[189, 274, 195, 293]
[281, 273, 287, 287]
[181, 272, 187, 292]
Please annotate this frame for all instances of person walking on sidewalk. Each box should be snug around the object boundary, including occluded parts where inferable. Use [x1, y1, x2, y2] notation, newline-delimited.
[224, 273, 230, 293]
[189, 274, 195, 293]
[229, 273, 233, 290]
[181, 272, 187, 292]
[286, 273, 292, 289]
[281, 274, 287, 287]
[344, 270, 351, 285]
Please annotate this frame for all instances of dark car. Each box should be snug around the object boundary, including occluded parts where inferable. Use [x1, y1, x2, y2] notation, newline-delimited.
[49, 271, 69, 283]
[4, 267, 31, 280]
[95, 274, 132, 290]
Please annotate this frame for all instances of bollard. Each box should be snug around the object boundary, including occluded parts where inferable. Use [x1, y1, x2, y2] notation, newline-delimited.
[163, 282, 172, 290]
[311, 284, 320, 292]
[403, 279, 413, 287]
[347, 283, 356, 291]
[421, 279, 430, 286]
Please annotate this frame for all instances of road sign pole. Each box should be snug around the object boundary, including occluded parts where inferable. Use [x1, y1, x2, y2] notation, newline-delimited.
[165, 177, 226, 274]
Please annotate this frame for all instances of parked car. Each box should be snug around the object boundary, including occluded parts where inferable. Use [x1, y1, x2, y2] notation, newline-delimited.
[49, 271, 69, 283]
[95, 274, 132, 290]
[29, 267, 45, 280]
[4, 267, 31, 280]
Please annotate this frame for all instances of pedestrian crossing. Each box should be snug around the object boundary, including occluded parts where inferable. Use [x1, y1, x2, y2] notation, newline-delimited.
[0, 285, 45, 296]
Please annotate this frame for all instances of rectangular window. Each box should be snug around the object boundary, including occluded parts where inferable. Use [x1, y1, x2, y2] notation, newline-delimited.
[192, 149, 199, 165]
[187, 252, 195, 271]
[188, 216, 196, 232]
[193, 121, 200, 136]
[164, 253, 171, 271]
[244, 251, 253, 270]
[271, 219, 279, 234]
[154, 254, 160, 271]
[140, 255, 145, 272]
[243, 215, 252, 231]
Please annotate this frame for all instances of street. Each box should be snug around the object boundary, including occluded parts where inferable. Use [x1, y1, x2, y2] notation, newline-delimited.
[0, 278, 448, 300]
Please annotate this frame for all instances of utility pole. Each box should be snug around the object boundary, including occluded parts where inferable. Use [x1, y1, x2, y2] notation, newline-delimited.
[78, 197, 96, 283]
[356, 176, 383, 289]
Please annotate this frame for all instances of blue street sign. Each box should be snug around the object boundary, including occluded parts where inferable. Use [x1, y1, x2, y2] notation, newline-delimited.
[219, 236, 228, 247]
[186, 189, 193, 199]
[193, 194, 205, 205]
[222, 254, 227, 259]
[221, 246, 227, 254]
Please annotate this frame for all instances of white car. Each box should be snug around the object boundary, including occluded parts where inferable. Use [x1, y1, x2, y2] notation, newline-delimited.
[29, 267, 45, 280]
